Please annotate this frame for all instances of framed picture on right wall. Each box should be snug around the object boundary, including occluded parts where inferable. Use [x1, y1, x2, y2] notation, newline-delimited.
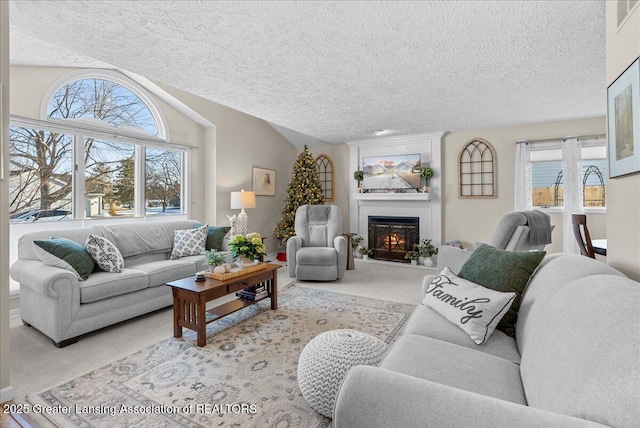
[608, 56, 640, 178]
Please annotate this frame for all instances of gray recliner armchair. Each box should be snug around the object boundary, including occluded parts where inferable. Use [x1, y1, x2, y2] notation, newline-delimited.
[487, 210, 553, 252]
[287, 205, 348, 281]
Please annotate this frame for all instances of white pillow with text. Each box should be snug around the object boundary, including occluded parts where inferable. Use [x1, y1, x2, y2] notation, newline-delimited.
[423, 267, 516, 344]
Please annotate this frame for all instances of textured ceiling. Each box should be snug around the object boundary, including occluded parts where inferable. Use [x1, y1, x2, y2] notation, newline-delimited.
[9, 1, 605, 145]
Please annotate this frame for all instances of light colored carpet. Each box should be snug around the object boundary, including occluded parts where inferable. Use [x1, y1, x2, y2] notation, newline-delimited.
[25, 285, 416, 428]
[299, 259, 435, 305]
[9, 261, 431, 425]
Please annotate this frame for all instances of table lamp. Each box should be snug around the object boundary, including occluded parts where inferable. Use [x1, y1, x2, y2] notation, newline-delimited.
[230, 189, 256, 235]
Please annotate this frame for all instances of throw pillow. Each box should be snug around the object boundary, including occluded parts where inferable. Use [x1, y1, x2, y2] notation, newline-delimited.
[195, 223, 231, 250]
[33, 237, 95, 281]
[424, 267, 517, 345]
[458, 244, 546, 336]
[170, 224, 208, 259]
[85, 234, 125, 273]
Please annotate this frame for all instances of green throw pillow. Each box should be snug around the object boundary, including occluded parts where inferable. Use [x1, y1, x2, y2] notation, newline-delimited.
[33, 237, 95, 281]
[195, 223, 231, 250]
[458, 244, 545, 337]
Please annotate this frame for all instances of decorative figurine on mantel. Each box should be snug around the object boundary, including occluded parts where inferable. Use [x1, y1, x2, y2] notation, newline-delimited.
[227, 214, 238, 236]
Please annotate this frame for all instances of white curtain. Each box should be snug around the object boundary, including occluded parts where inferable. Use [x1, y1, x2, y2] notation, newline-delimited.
[562, 137, 583, 253]
[514, 142, 532, 211]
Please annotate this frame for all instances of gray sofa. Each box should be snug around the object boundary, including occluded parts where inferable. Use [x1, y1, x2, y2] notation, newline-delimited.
[334, 246, 640, 427]
[10, 220, 207, 347]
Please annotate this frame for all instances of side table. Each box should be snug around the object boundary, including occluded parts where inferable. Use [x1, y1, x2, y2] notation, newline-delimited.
[343, 233, 356, 270]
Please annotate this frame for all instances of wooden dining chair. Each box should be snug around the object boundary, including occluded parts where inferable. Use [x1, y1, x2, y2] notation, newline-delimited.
[571, 214, 595, 258]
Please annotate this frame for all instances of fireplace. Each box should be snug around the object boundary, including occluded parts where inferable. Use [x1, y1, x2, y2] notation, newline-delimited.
[368, 216, 419, 262]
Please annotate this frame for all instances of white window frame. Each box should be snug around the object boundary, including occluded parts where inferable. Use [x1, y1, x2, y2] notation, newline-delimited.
[528, 137, 607, 214]
[41, 69, 169, 140]
[10, 69, 191, 221]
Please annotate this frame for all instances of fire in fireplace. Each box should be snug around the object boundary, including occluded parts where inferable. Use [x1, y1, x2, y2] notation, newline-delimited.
[368, 216, 419, 262]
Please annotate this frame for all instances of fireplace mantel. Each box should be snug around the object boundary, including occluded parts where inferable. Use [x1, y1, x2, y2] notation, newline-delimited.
[347, 132, 443, 247]
[353, 193, 432, 201]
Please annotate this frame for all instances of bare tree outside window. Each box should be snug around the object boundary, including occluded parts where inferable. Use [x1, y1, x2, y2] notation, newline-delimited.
[9, 127, 73, 218]
[48, 79, 158, 134]
[8, 78, 178, 221]
[146, 147, 181, 215]
[84, 140, 135, 218]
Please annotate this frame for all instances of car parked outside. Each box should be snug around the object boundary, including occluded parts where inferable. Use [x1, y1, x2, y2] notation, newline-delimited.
[10, 209, 71, 223]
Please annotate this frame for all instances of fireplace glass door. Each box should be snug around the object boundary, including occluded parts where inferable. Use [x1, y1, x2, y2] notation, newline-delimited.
[368, 216, 419, 262]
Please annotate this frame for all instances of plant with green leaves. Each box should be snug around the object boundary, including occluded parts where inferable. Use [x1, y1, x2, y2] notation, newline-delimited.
[353, 170, 364, 182]
[351, 235, 363, 250]
[358, 246, 373, 256]
[229, 233, 266, 261]
[204, 249, 227, 266]
[404, 250, 419, 261]
[414, 239, 438, 257]
[420, 168, 434, 186]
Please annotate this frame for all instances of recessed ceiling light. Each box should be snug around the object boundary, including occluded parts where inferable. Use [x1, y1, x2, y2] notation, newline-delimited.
[373, 129, 395, 136]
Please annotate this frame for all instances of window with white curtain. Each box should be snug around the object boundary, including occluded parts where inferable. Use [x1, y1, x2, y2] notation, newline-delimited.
[528, 138, 607, 209]
[515, 136, 606, 254]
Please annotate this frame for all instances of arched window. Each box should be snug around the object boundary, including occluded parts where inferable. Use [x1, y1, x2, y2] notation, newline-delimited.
[47, 77, 160, 136]
[9, 70, 185, 222]
[458, 138, 496, 198]
[315, 154, 335, 202]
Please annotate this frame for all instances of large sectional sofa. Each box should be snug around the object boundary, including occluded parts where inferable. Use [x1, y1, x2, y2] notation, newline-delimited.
[10, 220, 207, 347]
[334, 246, 640, 427]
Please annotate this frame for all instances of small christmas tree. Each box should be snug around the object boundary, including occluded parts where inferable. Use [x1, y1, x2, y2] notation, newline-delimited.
[275, 145, 325, 244]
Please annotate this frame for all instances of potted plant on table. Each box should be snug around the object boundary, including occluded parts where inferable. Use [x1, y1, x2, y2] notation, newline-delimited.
[358, 246, 373, 261]
[414, 238, 438, 267]
[229, 232, 266, 266]
[404, 250, 420, 266]
[204, 249, 227, 273]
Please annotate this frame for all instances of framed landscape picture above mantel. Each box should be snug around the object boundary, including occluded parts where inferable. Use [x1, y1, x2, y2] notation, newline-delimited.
[252, 166, 276, 196]
[362, 153, 422, 192]
[608, 56, 640, 178]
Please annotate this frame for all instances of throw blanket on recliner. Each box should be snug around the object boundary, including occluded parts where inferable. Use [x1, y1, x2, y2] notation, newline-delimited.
[520, 210, 552, 246]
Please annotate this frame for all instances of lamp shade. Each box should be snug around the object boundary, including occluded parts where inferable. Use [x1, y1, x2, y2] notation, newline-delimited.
[230, 189, 256, 209]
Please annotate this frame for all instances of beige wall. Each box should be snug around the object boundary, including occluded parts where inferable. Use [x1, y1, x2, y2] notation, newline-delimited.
[1, 0, 12, 402]
[156, 84, 298, 255]
[606, 1, 640, 281]
[442, 117, 607, 253]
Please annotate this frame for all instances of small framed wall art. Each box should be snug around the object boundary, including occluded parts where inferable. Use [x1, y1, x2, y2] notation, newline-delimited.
[607, 56, 640, 178]
[252, 166, 276, 196]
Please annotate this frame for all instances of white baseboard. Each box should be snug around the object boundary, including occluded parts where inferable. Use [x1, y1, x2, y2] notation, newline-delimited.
[0, 385, 14, 403]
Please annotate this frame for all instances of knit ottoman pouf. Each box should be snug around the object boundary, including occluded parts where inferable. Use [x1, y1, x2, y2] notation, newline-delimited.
[297, 329, 387, 418]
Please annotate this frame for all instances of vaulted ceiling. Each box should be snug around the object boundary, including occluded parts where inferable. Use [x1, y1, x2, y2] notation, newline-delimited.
[9, 1, 605, 146]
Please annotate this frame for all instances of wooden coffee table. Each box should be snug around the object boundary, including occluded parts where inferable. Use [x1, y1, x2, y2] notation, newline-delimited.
[167, 263, 281, 347]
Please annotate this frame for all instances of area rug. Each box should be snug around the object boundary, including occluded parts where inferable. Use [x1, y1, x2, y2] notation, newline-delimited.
[27, 285, 415, 428]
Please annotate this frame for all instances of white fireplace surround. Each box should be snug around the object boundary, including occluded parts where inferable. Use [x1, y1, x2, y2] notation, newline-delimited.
[347, 132, 443, 249]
